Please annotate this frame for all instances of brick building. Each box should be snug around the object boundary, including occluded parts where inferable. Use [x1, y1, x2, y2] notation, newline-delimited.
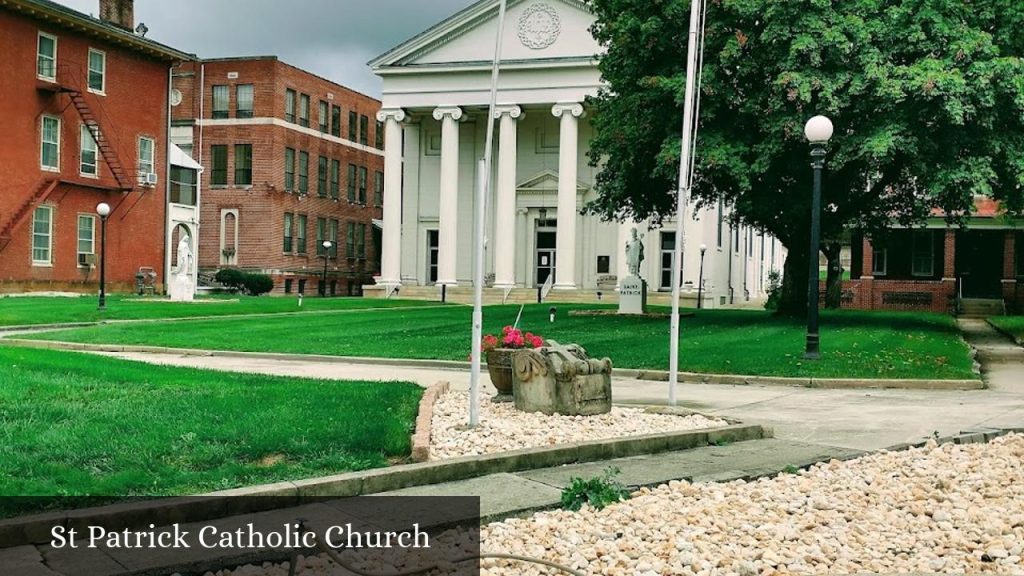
[0, 0, 193, 293]
[171, 57, 385, 296]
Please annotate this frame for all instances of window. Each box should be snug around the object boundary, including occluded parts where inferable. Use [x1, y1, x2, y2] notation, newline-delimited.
[358, 166, 368, 203]
[597, 256, 610, 274]
[296, 214, 307, 254]
[912, 231, 935, 277]
[316, 217, 326, 255]
[138, 137, 155, 179]
[374, 170, 384, 206]
[87, 49, 105, 93]
[298, 94, 310, 128]
[211, 85, 229, 119]
[283, 212, 294, 253]
[285, 89, 296, 122]
[716, 198, 724, 248]
[375, 120, 384, 149]
[298, 151, 309, 194]
[170, 166, 197, 205]
[37, 32, 56, 80]
[329, 219, 339, 258]
[234, 144, 252, 186]
[77, 214, 95, 266]
[32, 206, 52, 265]
[872, 247, 888, 276]
[346, 221, 356, 258]
[80, 125, 98, 177]
[330, 159, 340, 200]
[359, 115, 369, 146]
[284, 147, 295, 191]
[357, 223, 366, 259]
[40, 116, 60, 171]
[348, 111, 358, 141]
[236, 84, 254, 118]
[347, 163, 357, 201]
[209, 145, 228, 186]
[331, 105, 341, 137]
[317, 156, 328, 197]
[318, 101, 329, 133]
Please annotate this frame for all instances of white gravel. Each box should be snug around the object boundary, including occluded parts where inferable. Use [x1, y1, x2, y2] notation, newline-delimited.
[429, 392, 730, 460]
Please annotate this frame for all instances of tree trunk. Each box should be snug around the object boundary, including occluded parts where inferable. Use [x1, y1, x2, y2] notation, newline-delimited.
[777, 244, 811, 317]
[824, 242, 844, 310]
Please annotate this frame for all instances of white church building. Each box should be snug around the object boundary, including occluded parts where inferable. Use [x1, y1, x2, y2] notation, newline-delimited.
[368, 0, 785, 306]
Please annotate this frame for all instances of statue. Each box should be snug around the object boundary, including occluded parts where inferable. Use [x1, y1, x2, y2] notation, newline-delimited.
[170, 234, 195, 302]
[625, 227, 645, 277]
[176, 236, 193, 277]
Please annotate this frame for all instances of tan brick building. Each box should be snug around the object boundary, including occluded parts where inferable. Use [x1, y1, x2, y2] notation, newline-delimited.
[171, 56, 384, 296]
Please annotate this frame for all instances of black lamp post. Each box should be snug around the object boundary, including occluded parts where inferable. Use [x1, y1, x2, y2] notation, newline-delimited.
[321, 240, 332, 297]
[96, 202, 110, 311]
[697, 243, 707, 309]
[803, 115, 833, 360]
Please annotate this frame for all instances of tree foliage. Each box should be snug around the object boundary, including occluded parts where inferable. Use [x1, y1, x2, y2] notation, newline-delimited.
[585, 0, 1024, 313]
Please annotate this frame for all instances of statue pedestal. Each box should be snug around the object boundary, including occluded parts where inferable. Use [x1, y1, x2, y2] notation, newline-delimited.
[169, 274, 194, 302]
[618, 275, 647, 315]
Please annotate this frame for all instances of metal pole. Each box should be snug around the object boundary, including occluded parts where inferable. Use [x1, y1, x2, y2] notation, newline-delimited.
[668, 0, 705, 405]
[805, 144, 825, 359]
[469, 0, 509, 428]
[98, 216, 107, 311]
[697, 251, 705, 309]
[322, 254, 328, 297]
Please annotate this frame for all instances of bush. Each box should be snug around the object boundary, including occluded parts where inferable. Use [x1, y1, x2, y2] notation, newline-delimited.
[560, 467, 632, 511]
[764, 270, 782, 311]
[214, 269, 273, 296]
[214, 268, 246, 290]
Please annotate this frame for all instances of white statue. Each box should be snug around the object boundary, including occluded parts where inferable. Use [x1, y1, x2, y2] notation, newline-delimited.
[176, 236, 193, 277]
[625, 227, 645, 278]
[170, 235, 195, 302]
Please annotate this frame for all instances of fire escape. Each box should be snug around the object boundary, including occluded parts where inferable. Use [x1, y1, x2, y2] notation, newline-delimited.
[0, 65, 134, 253]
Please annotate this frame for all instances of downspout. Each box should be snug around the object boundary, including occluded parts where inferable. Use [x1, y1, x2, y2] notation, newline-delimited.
[194, 63, 205, 288]
[728, 221, 734, 304]
[163, 64, 173, 295]
[743, 228, 749, 300]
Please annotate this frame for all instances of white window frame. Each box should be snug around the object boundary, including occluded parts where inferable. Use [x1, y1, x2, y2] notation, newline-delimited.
[87, 48, 106, 95]
[32, 205, 53, 266]
[40, 115, 60, 172]
[912, 231, 935, 277]
[37, 32, 57, 81]
[77, 214, 96, 267]
[138, 136, 155, 178]
[872, 248, 888, 277]
[80, 124, 98, 177]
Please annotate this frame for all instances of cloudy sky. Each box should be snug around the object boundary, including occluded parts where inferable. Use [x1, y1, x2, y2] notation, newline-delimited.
[54, 0, 480, 96]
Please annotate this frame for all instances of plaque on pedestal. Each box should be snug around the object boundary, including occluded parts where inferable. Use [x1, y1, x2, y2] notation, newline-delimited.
[618, 275, 647, 315]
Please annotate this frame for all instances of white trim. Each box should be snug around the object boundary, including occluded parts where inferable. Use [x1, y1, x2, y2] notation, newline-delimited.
[87, 48, 106, 95]
[36, 31, 57, 82]
[40, 115, 60, 171]
[32, 205, 54, 266]
[196, 117, 386, 157]
[77, 213, 96, 268]
[79, 124, 99, 177]
[872, 247, 888, 277]
[138, 135, 156, 182]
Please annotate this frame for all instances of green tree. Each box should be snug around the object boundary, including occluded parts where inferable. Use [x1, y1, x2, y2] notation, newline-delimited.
[585, 0, 1024, 314]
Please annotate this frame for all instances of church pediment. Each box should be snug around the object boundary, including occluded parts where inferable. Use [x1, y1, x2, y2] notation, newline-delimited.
[517, 169, 589, 195]
[370, 0, 600, 70]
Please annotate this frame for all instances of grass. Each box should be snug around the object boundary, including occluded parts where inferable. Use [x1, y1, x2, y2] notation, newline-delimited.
[26, 304, 976, 380]
[987, 316, 1024, 343]
[0, 294, 436, 327]
[0, 347, 421, 502]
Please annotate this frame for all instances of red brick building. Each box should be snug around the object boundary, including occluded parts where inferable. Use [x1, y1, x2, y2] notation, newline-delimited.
[0, 0, 193, 293]
[171, 57, 385, 296]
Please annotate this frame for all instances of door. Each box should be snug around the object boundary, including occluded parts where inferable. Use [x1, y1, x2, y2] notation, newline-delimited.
[536, 229, 556, 286]
[956, 231, 1004, 298]
[660, 232, 676, 290]
[426, 230, 439, 284]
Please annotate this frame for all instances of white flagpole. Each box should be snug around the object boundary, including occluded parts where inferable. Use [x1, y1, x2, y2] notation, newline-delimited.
[470, 0, 509, 427]
[668, 0, 706, 405]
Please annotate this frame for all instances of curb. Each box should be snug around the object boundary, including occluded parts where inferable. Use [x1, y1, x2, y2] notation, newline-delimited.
[0, 339, 986, 390]
[0, 422, 766, 548]
[411, 381, 448, 462]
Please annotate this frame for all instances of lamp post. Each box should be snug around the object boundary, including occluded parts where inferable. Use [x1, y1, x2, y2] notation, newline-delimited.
[321, 240, 332, 297]
[803, 115, 833, 360]
[697, 243, 707, 309]
[96, 202, 110, 310]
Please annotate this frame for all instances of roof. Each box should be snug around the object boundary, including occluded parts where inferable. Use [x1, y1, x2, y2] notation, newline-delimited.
[1, 0, 195, 62]
[931, 197, 1004, 219]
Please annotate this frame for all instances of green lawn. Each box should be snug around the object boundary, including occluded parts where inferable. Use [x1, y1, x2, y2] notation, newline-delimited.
[988, 316, 1024, 343]
[0, 347, 421, 503]
[0, 294, 436, 327]
[26, 304, 975, 380]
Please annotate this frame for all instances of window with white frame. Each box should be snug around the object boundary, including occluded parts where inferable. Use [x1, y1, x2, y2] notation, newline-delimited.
[87, 49, 105, 93]
[912, 230, 935, 277]
[37, 32, 57, 80]
[77, 214, 95, 266]
[32, 206, 53, 265]
[872, 247, 888, 276]
[41, 116, 60, 171]
[138, 136, 155, 180]
[80, 125, 98, 176]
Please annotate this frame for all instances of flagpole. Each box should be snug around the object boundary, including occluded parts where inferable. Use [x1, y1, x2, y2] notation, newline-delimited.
[469, 0, 509, 427]
[668, 0, 706, 406]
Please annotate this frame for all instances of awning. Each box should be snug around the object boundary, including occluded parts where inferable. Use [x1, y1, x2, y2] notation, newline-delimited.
[372, 219, 384, 229]
[170, 144, 204, 172]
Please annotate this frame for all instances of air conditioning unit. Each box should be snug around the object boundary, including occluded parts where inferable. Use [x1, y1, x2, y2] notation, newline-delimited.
[78, 253, 96, 267]
[139, 172, 158, 186]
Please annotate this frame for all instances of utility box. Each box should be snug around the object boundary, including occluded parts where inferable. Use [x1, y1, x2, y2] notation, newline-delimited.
[512, 341, 613, 416]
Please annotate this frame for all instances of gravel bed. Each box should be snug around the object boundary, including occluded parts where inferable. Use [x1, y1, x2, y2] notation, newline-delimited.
[480, 434, 1024, 575]
[429, 392, 730, 460]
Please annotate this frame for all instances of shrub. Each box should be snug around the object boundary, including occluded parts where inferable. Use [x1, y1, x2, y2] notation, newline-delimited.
[214, 268, 246, 290]
[764, 270, 782, 311]
[242, 273, 274, 296]
[560, 467, 632, 511]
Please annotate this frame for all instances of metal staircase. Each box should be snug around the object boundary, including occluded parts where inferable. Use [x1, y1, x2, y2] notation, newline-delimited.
[0, 179, 59, 252]
[66, 91, 133, 191]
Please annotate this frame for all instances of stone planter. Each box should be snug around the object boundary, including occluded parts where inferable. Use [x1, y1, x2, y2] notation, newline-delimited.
[485, 348, 515, 402]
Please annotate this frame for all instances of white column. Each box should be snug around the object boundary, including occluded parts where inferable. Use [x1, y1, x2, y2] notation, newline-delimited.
[551, 102, 584, 289]
[517, 208, 529, 285]
[375, 108, 406, 286]
[433, 106, 463, 286]
[493, 105, 522, 288]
